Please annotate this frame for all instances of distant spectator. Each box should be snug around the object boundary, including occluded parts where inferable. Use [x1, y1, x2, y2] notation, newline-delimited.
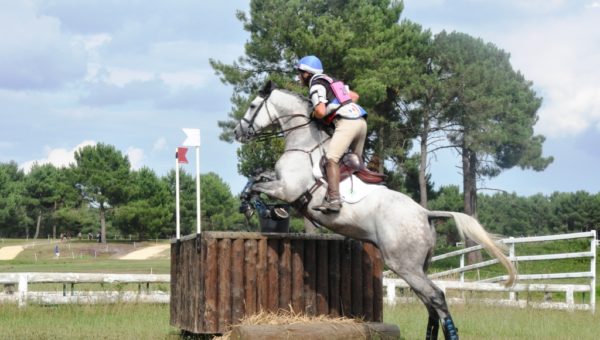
[97, 231, 102, 243]
[88, 232, 93, 240]
[77, 232, 82, 240]
[54, 245, 60, 259]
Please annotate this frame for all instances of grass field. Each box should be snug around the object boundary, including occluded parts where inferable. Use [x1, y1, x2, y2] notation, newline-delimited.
[0, 301, 598, 339]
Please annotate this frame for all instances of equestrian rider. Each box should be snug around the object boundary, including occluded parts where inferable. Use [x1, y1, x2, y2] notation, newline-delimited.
[296, 55, 368, 213]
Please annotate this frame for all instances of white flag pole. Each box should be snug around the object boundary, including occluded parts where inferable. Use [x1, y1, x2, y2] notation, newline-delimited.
[175, 148, 181, 240]
[182, 128, 202, 235]
[195, 146, 201, 234]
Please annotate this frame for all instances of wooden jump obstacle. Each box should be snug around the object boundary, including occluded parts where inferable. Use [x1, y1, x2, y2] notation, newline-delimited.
[170, 232, 385, 335]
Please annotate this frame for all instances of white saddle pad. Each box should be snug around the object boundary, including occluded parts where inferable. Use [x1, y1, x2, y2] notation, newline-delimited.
[312, 162, 385, 204]
[339, 174, 385, 203]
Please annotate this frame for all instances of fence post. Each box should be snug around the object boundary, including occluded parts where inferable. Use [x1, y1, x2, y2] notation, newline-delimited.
[384, 279, 396, 305]
[459, 254, 465, 283]
[17, 274, 28, 308]
[509, 237, 516, 302]
[590, 230, 596, 313]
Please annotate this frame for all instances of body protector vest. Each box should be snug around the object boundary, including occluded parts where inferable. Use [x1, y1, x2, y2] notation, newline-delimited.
[310, 74, 355, 125]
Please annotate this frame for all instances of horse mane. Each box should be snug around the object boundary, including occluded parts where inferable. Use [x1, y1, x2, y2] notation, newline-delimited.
[274, 88, 312, 112]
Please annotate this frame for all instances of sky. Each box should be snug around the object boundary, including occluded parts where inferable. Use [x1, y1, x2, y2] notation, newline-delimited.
[0, 0, 599, 197]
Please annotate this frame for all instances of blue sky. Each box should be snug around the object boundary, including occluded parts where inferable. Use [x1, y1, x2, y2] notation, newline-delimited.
[1, 0, 599, 196]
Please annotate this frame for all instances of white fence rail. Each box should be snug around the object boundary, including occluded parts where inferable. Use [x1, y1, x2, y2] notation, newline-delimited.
[0, 273, 170, 307]
[384, 230, 597, 312]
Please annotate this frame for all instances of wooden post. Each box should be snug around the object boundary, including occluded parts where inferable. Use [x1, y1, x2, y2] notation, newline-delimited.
[244, 239, 258, 315]
[257, 239, 268, 311]
[291, 239, 305, 313]
[340, 239, 353, 316]
[279, 239, 292, 309]
[231, 238, 245, 324]
[204, 238, 218, 333]
[267, 239, 279, 312]
[362, 242, 374, 320]
[316, 240, 329, 315]
[351, 240, 363, 317]
[328, 240, 341, 316]
[372, 242, 384, 322]
[217, 239, 232, 333]
[304, 240, 317, 315]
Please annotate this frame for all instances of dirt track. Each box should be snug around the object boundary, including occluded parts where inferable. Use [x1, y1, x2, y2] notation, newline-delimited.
[119, 244, 170, 260]
[0, 245, 25, 260]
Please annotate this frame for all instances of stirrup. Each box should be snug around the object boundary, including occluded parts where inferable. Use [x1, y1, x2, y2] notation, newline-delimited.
[312, 197, 342, 213]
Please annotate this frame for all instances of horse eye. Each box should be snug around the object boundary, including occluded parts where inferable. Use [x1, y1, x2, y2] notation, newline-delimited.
[249, 104, 256, 109]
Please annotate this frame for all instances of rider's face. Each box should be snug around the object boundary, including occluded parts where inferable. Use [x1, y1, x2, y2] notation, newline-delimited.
[297, 71, 310, 87]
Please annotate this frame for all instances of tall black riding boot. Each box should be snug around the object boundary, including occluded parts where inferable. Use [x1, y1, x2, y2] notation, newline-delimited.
[313, 160, 342, 213]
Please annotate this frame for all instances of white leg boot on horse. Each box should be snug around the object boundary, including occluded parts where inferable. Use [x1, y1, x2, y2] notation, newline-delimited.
[313, 160, 342, 213]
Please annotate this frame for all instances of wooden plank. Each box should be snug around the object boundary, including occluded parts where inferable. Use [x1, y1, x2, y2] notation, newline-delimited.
[218, 238, 232, 333]
[169, 241, 179, 328]
[230, 322, 401, 340]
[304, 239, 317, 315]
[316, 240, 329, 315]
[362, 242, 374, 321]
[256, 239, 268, 311]
[340, 238, 353, 316]
[267, 239, 279, 312]
[328, 240, 341, 317]
[204, 238, 218, 333]
[279, 238, 292, 309]
[195, 236, 207, 332]
[372, 243, 384, 322]
[231, 238, 245, 324]
[201, 231, 346, 241]
[291, 239, 305, 313]
[244, 239, 258, 315]
[351, 240, 363, 317]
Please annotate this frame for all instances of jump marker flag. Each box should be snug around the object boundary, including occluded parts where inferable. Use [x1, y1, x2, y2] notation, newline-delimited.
[174, 147, 188, 240]
[182, 128, 202, 235]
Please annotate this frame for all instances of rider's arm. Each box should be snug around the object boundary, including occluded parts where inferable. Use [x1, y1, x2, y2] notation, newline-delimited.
[350, 90, 359, 103]
[312, 102, 327, 119]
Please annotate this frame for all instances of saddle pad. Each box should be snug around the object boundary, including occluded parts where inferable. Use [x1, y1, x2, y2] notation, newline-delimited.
[339, 174, 385, 203]
[313, 161, 385, 204]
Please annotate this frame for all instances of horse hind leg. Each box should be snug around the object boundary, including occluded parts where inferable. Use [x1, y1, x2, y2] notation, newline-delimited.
[398, 269, 459, 340]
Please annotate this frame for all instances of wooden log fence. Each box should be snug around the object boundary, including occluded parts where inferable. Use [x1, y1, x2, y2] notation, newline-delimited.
[170, 232, 384, 335]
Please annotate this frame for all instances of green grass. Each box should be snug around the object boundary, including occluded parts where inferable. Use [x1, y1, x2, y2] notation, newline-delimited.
[0, 301, 597, 339]
[384, 302, 600, 340]
[0, 303, 179, 340]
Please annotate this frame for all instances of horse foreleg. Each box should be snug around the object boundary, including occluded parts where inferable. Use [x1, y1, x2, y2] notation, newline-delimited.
[251, 180, 288, 202]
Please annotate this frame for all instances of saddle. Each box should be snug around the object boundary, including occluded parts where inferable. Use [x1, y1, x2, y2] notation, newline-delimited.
[319, 153, 386, 184]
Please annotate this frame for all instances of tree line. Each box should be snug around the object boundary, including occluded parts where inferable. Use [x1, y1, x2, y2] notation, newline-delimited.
[1, 146, 597, 243]
[0, 143, 246, 243]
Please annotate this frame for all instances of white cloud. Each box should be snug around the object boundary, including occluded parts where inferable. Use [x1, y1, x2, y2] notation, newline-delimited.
[0, 1, 87, 90]
[475, 9, 600, 137]
[153, 137, 167, 152]
[20, 140, 96, 173]
[127, 147, 144, 170]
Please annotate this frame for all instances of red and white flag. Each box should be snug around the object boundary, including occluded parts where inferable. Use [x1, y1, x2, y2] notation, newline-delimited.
[176, 147, 188, 164]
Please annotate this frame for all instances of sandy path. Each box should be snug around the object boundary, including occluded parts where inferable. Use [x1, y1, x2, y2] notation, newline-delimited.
[119, 244, 170, 260]
[0, 245, 25, 260]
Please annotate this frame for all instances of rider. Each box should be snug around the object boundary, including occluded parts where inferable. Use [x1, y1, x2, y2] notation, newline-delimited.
[296, 55, 368, 213]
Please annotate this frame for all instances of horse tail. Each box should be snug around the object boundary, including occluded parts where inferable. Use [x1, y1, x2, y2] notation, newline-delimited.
[428, 211, 517, 287]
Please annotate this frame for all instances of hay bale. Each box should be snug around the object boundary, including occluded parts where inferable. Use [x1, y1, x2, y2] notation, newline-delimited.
[216, 309, 400, 340]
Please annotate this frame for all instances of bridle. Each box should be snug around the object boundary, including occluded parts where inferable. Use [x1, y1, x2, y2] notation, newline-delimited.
[240, 90, 313, 142]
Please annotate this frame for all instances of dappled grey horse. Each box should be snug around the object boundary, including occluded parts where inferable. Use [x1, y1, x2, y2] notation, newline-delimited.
[233, 81, 516, 340]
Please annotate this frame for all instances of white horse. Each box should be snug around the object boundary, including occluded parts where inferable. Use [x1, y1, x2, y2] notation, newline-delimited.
[233, 81, 516, 340]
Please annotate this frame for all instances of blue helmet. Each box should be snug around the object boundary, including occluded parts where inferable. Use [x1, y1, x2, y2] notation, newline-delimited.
[296, 55, 323, 74]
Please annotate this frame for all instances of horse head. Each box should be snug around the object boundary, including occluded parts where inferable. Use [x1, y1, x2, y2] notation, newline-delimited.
[234, 80, 279, 143]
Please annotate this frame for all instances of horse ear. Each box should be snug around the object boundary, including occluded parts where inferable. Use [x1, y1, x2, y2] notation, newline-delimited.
[259, 80, 277, 96]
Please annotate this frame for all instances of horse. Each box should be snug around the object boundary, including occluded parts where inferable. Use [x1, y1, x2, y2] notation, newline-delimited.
[233, 81, 516, 340]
